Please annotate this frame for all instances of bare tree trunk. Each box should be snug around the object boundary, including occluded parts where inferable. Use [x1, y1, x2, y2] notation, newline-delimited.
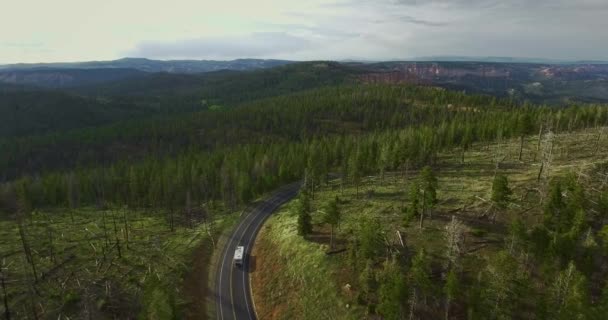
[419, 190, 425, 230]
[409, 290, 418, 320]
[330, 225, 334, 249]
[518, 135, 524, 161]
[185, 191, 192, 228]
[170, 209, 175, 232]
[112, 212, 122, 258]
[1, 270, 10, 320]
[593, 128, 603, 156]
[29, 286, 39, 320]
[47, 224, 55, 264]
[534, 124, 543, 162]
[102, 210, 109, 247]
[17, 221, 37, 282]
[122, 207, 129, 248]
[462, 147, 466, 164]
[206, 218, 216, 249]
[68, 173, 79, 212]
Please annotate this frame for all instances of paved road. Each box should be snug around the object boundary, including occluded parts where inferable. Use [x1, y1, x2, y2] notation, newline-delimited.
[215, 181, 301, 320]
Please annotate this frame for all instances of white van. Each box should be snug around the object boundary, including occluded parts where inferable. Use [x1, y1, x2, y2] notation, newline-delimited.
[234, 246, 244, 267]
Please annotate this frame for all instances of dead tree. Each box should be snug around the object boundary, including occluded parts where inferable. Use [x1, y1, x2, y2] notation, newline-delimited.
[122, 206, 129, 248]
[537, 129, 555, 183]
[45, 213, 56, 264]
[101, 210, 110, 247]
[534, 123, 544, 162]
[593, 127, 605, 156]
[492, 133, 507, 177]
[445, 215, 466, 269]
[169, 208, 175, 232]
[17, 219, 37, 282]
[111, 211, 122, 259]
[67, 173, 81, 224]
[185, 191, 192, 229]
[201, 203, 216, 248]
[1, 260, 10, 320]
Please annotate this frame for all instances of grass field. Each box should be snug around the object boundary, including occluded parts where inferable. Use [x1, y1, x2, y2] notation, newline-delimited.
[251, 127, 608, 319]
[0, 206, 238, 319]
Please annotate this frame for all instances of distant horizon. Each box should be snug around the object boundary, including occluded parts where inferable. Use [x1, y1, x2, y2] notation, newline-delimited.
[2, 55, 608, 67]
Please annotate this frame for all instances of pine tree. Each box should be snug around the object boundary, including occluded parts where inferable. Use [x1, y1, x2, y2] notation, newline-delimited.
[593, 283, 608, 319]
[444, 268, 459, 320]
[407, 181, 421, 228]
[508, 216, 527, 254]
[410, 249, 432, 312]
[296, 192, 313, 236]
[359, 218, 384, 260]
[323, 197, 341, 249]
[491, 174, 511, 210]
[544, 180, 566, 234]
[420, 166, 438, 220]
[600, 225, 608, 255]
[461, 126, 472, 164]
[550, 261, 589, 320]
[377, 258, 407, 320]
[359, 259, 377, 305]
[482, 251, 520, 319]
[517, 113, 534, 161]
[378, 142, 391, 183]
[349, 147, 362, 196]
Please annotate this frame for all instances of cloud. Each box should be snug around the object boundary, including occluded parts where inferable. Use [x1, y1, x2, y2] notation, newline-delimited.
[129, 32, 311, 60]
[396, 16, 449, 27]
[392, 0, 608, 11]
[1, 0, 607, 63]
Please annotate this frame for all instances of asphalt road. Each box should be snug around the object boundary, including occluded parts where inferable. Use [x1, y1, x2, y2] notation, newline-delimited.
[215, 181, 301, 320]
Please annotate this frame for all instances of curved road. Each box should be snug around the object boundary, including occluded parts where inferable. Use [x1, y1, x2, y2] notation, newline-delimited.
[215, 181, 301, 320]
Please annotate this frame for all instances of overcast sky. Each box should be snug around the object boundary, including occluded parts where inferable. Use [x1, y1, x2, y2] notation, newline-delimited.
[2, 0, 607, 63]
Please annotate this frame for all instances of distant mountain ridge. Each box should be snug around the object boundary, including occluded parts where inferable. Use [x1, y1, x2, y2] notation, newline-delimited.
[0, 68, 147, 88]
[0, 58, 295, 88]
[0, 57, 295, 73]
[410, 56, 608, 64]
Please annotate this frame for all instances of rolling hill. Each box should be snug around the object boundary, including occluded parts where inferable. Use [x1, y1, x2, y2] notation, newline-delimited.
[0, 57, 293, 74]
[0, 68, 146, 88]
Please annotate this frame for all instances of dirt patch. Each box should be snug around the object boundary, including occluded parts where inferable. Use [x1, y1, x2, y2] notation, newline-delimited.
[182, 240, 213, 319]
[250, 224, 301, 320]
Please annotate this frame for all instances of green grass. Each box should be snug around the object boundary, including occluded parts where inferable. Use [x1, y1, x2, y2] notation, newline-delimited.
[253, 126, 608, 319]
[0, 207, 237, 319]
[253, 201, 366, 319]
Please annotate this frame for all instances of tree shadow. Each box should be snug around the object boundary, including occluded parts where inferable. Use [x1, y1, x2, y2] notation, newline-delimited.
[247, 254, 256, 273]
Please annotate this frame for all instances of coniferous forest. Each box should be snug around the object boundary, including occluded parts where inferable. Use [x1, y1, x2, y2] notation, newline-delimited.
[1, 61, 608, 319]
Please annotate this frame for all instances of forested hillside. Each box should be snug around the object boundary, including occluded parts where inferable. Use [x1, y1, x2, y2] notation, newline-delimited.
[73, 61, 358, 102]
[0, 91, 148, 137]
[0, 62, 357, 141]
[0, 57, 293, 74]
[253, 128, 608, 319]
[3, 84, 607, 210]
[0, 68, 146, 88]
[1, 63, 607, 319]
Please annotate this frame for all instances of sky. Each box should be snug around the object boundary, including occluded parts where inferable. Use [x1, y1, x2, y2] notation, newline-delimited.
[1, 0, 607, 63]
